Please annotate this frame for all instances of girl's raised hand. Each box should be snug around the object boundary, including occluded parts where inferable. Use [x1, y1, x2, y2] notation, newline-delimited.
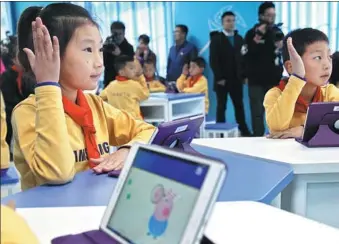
[23, 17, 60, 83]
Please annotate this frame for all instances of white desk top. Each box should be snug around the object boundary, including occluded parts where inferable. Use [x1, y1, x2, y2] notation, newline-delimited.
[17, 201, 339, 244]
[193, 137, 339, 174]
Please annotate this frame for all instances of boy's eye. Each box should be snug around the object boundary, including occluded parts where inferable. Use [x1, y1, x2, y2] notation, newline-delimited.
[99, 47, 103, 52]
[83, 47, 92, 52]
[314, 56, 321, 60]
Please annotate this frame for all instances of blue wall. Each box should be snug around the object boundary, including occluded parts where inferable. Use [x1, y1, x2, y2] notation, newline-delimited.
[174, 2, 261, 129]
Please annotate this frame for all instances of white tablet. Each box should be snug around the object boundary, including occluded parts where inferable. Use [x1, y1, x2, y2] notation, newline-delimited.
[100, 143, 226, 244]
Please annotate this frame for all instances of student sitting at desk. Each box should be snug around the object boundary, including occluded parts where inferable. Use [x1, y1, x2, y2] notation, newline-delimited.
[176, 57, 209, 114]
[11, 4, 155, 190]
[100, 55, 150, 120]
[143, 60, 166, 93]
[264, 28, 339, 139]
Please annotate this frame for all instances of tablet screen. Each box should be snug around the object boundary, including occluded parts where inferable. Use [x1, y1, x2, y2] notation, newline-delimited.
[106, 148, 209, 244]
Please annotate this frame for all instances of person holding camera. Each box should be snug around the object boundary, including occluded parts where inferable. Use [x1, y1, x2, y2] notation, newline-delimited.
[103, 21, 134, 88]
[243, 1, 284, 136]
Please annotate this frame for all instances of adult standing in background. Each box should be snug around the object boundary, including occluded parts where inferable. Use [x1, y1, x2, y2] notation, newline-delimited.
[244, 2, 284, 136]
[135, 34, 157, 67]
[209, 11, 251, 137]
[166, 25, 198, 81]
[103, 21, 134, 88]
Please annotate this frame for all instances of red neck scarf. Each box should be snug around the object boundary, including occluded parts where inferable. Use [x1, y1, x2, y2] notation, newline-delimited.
[116, 76, 129, 82]
[11, 65, 23, 95]
[276, 79, 323, 113]
[187, 74, 202, 88]
[145, 76, 154, 82]
[62, 90, 100, 168]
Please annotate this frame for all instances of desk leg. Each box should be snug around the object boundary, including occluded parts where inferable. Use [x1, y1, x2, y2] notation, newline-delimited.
[271, 193, 282, 209]
[282, 173, 339, 228]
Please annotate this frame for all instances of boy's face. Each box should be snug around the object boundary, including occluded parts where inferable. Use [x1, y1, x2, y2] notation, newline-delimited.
[143, 63, 155, 78]
[119, 61, 136, 79]
[302, 41, 332, 86]
[189, 62, 203, 76]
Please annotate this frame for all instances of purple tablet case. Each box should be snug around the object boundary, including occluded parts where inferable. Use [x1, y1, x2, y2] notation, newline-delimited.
[52, 230, 215, 244]
[52, 230, 119, 244]
[108, 170, 121, 178]
[296, 102, 339, 147]
[151, 116, 204, 155]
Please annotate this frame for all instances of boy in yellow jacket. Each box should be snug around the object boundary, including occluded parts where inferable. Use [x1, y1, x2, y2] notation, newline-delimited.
[1, 202, 39, 244]
[100, 55, 150, 120]
[143, 60, 166, 93]
[176, 57, 209, 114]
[1, 92, 10, 171]
[264, 28, 339, 139]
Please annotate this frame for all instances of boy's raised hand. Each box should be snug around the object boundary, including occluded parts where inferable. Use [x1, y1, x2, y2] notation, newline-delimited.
[182, 64, 189, 76]
[287, 37, 305, 78]
[23, 17, 60, 83]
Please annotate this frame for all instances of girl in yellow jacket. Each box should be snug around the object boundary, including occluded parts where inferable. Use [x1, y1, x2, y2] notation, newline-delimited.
[264, 29, 339, 139]
[12, 4, 155, 190]
[176, 57, 209, 114]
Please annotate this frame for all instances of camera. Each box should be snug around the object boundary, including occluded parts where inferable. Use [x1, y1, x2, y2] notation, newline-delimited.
[255, 22, 284, 42]
[103, 32, 119, 53]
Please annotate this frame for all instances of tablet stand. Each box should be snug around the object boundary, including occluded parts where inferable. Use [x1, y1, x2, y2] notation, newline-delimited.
[306, 124, 339, 147]
[177, 141, 202, 156]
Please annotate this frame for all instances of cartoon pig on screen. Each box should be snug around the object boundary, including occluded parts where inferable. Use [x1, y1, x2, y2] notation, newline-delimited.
[147, 184, 176, 239]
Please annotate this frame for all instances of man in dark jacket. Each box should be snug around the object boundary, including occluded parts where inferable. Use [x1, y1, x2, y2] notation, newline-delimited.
[244, 2, 284, 136]
[166, 25, 198, 81]
[103, 21, 134, 88]
[210, 11, 251, 136]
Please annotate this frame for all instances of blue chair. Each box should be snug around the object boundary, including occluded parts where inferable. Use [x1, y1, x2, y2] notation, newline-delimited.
[204, 122, 239, 138]
[1, 166, 20, 198]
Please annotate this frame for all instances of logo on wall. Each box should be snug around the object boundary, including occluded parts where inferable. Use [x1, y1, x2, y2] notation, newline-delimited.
[199, 5, 248, 56]
[208, 5, 247, 31]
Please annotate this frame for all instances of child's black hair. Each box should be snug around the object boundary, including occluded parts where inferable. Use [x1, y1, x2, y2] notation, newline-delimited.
[17, 3, 99, 75]
[282, 28, 329, 63]
[191, 57, 206, 69]
[144, 59, 156, 68]
[114, 55, 134, 72]
[138, 34, 150, 45]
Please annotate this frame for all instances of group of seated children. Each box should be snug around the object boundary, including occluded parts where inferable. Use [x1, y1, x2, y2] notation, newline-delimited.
[1, 2, 339, 243]
[100, 54, 210, 119]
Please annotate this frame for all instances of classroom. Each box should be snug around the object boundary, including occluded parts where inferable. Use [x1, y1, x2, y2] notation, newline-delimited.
[0, 1, 339, 243]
